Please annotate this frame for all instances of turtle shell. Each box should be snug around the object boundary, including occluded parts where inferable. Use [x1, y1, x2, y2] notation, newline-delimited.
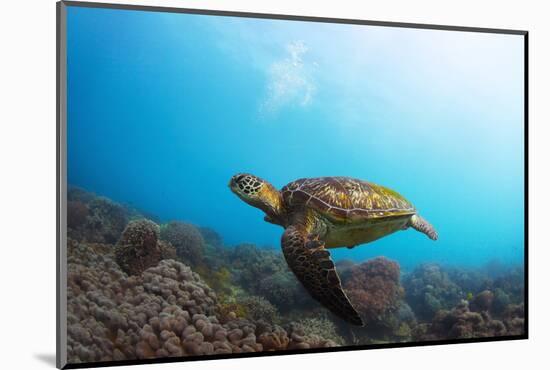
[281, 177, 415, 223]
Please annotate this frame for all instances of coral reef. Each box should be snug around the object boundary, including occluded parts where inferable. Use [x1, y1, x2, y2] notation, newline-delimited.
[256, 270, 307, 309]
[493, 267, 525, 304]
[412, 300, 513, 340]
[119, 219, 159, 250]
[445, 266, 492, 295]
[291, 316, 344, 345]
[225, 243, 317, 313]
[239, 295, 281, 323]
[67, 187, 129, 244]
[340, 258, 418, 343]
[194, 266, 234, 297]
[160, 221, 205, 266]
[67, 200, 89, 229]
[343, 257, 403, 325]
[402, 263, 463, 321]
[67, 237, 338, 364]
[334, 259, 356, 281]
[85, 197, 129, 244]
[228, 244, 287, 292]
[67, 186, 96, 204]
[199, 227, 229, 271]
[501, 303, 525, 335]
[158, 240, 177, 261]
[198, 227, 224, 249]
[469, 290, 494, 313]
[114, 219, 163, 276]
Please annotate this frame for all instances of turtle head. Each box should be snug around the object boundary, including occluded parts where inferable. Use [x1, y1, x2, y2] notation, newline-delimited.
[229, 173, 266, 200]
[229, 173, 285, 225]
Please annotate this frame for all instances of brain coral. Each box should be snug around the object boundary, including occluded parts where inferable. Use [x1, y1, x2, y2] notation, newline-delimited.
[114, 219, 162, 276]
[343, 257, 404, 325]
[67, 238, 338, 364]
[160, 221, 205, 266]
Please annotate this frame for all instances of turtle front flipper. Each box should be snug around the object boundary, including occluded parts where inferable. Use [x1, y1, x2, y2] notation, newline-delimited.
[281, 225, 364, 326]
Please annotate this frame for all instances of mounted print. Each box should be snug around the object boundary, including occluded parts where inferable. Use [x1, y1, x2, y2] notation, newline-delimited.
[57, 1, 528, 368]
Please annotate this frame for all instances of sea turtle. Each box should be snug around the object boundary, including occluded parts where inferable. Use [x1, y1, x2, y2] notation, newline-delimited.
[229, 174, 438, 326]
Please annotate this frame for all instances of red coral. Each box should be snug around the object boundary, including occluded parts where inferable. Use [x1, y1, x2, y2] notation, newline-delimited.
[343, 257, 403, 324]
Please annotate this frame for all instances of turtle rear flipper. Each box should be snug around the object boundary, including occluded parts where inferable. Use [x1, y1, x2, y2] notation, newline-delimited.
[409, 214, 438, 240]
[281, 225, 364, 326]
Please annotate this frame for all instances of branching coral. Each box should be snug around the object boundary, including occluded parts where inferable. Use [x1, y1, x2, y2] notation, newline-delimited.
[160, 221, 205, 266]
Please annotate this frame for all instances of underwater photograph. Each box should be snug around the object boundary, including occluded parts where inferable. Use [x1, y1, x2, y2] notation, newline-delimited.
[62, 3, 526, 367]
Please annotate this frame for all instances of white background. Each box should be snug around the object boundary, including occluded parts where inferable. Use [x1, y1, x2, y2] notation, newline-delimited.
[0, 0, 548, 369]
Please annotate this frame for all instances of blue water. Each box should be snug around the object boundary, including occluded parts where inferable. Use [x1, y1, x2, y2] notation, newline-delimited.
[66, 7, 525, 270]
